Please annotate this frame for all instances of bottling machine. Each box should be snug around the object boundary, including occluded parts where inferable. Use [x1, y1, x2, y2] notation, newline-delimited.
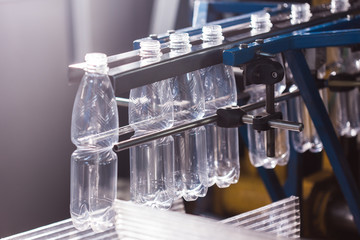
[6, 0, 360, 239]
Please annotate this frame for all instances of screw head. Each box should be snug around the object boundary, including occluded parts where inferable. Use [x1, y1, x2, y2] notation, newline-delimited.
[271, 72, 278, 79]
[239, 43, 248, 49]
[264, 7, 272, 12]
[167, 30, 175, 35]
[149, 34, 158, 40]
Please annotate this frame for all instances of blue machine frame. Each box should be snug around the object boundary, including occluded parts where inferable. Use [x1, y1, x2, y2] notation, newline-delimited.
[211, 4, 360, 233]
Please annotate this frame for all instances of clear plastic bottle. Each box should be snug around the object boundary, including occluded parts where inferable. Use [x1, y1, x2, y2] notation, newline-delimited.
[246, 84, 290, 169]
[247, 16, 289, 169]
[70, 53, 119, 232]
[129, 39, 175, 209]
[331, 48, 360, 137]
[170, 33, 208, 201]
[289, 84, 324, 153]
[200, 25, 240, 188]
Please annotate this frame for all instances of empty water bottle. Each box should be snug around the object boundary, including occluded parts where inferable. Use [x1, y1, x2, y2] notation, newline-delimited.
[330, 48, 360, 137]
[247, 16, 289, 168]
[200, 25, 240, 188]
[289, 84, 324, 153]
[170, 33, 208, 201]
[246, 84, 290, 169]
[70, 53, 119, 232]
[129, 39, 175, 209]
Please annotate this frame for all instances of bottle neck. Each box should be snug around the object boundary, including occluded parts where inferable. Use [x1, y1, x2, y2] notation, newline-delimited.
[202, 25, 224, 47]
[250, 12, 272, 34]
[85, 64, 109, 74]
[291, 3, 312, 24]
[331, 0, 350, 13]
[169, 33, 191, 55]
[139, 39, 162, 64]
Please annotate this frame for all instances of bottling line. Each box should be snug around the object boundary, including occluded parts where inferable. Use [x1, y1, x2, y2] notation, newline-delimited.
[5, 0, 360, 239]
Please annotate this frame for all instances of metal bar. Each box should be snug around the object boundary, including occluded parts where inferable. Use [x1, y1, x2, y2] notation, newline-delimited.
[68, 4, 360, 91]
[209, 2, 279, 14]
[284, 49, 360, 234]
[116, 97, 129, 107]
[242, 115, 303, 132]
[328, 80, 360, 87]
[113, 90, 303, 152]
[113, 116, 217, 152]
[265, 84, 276, 157]
[223, 27, 360, 66]
[114, 111, 302, 153]
[267, 119, 303, 132]
[112, 6, 359, 94]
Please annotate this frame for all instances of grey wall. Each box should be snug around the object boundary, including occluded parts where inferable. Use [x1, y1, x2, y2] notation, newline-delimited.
[0, 0, 153, 237]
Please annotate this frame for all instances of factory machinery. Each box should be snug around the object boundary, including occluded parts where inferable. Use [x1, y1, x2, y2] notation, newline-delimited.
[5, 0, 360, 239]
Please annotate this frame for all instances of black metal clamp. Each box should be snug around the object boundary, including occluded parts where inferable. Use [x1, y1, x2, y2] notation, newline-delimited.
[217, 54, 303, 158]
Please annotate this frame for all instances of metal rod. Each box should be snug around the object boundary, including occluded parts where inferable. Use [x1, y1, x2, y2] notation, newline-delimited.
[241, 89, 301, 112]
[112, 90, 302, 152]
[328, 80, 360, 87]
[114, 88, 302, 109]
[79, 90, 300, 144]
[113, 116, 217, 152]
[113, 113, 303, 153]
[242, 115, 303, 132]
[116, 97, 129, 107]
[265, 84, 275, 157]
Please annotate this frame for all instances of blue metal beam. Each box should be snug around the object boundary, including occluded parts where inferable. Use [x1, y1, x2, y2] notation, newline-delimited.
[209, 2, 278, 15]
[284, 49, 360, 234]
[257, 167, 286, 201]
[223, 29, 360, 66]
[283, 142, 303, 197]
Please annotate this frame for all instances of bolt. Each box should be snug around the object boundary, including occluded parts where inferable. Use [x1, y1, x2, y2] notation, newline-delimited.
[271, 72, 278, 79]
[167, 30, 175, 35]
[255, 39, 264, 44]
[149, 34, 158, 40]
[347, 14, 354, 20]
[264, 7, 272, 12]
[239, 43, 248, 49]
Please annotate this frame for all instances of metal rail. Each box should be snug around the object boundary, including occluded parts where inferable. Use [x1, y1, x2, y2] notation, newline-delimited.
[68, 2, 360, 95]
[113, 90, 302, 152]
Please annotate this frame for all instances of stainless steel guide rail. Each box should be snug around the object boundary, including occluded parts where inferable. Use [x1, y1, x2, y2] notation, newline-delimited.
[69, 1, 360, 96]
[113, 89, 303, 152]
